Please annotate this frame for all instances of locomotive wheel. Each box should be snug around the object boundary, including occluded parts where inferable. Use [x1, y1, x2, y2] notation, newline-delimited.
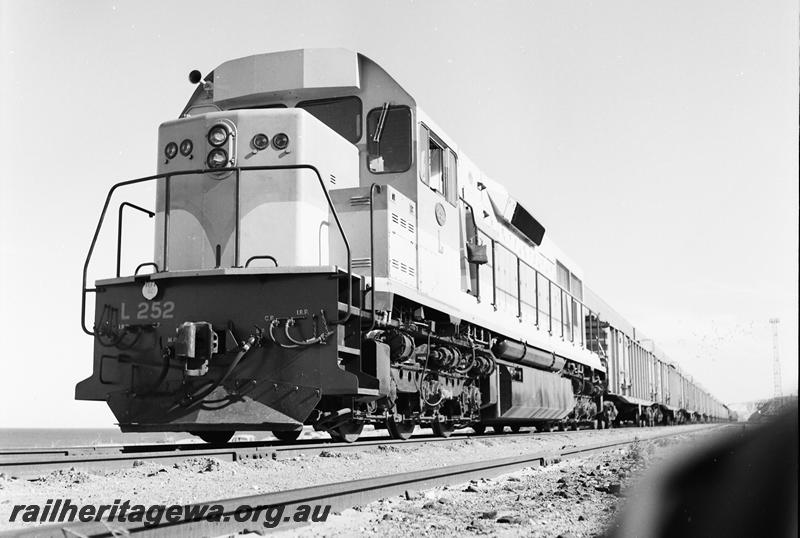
[432, 419, 455, 438]
[510, 425, 521, 433]
[493, 425, 505, 434]
[333, 422, 363, 444]
[471, 424, 486, 435]
[272, 429, 302, 442]
[195, 431, 234, 444]
[387, 418, 415, 440]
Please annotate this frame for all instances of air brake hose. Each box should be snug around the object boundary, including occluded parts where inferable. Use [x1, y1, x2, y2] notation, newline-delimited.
[169, 334, 258, 413]
[269, 319, 299, 348]
[284, 318, 334, 346]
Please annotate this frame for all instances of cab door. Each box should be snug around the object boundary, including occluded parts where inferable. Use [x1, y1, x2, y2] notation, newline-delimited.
[417, 124, 461, 302]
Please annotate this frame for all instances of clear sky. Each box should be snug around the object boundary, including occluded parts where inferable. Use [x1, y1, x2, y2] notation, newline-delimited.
[1, 0, 797, 428]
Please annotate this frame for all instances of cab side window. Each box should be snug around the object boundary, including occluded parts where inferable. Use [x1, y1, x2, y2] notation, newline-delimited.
[419, 124, 457, 206]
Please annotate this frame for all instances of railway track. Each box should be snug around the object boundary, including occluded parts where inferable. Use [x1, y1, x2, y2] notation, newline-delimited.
[0, 431, 496, 478]
[3, 424, 727, 537]
[0, 423, 723, 479]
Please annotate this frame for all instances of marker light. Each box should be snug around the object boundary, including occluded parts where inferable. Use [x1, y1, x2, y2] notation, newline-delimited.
[252, 133, 269, 151]
[272, 133, 289, 150]
[164, 142, 178, 159]
[206, 148, 228, 169]
[207, 125, 229, 147]
[179, 139, 193, 156]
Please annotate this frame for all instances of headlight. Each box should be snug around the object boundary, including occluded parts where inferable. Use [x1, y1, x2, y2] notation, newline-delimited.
[252, 133, 269, 151]
[179, 139, 193, 156]
[164, 142, 178, 159]
[207, 125, 229, 147]
[272, 133, 289, 150]
[206, 148, 228, 169]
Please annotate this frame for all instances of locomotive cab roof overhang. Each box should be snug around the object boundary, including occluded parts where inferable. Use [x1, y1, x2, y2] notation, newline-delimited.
[211, 49, 363, 107]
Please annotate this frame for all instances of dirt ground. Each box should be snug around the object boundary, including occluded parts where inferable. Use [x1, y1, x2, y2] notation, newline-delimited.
[0, 425, 721, 533]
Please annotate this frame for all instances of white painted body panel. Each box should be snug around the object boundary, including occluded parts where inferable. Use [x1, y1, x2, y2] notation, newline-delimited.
[155, 109, 358, 270]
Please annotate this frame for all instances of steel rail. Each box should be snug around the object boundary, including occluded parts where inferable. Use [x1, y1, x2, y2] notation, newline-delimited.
[0, 432, 529, 478]
[4, 425, 726, 538]
[0, 428, 606, 478]
[0, 423, 722, 479]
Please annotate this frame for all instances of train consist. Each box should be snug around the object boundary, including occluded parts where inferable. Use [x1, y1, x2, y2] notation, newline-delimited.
[76, 49, 731, 443]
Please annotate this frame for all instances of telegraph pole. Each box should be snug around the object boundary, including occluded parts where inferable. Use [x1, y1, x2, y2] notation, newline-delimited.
[769, 318, 782, 397]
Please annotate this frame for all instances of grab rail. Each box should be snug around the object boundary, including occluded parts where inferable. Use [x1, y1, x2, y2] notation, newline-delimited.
[244, 255, 278, 268]
[81, 164, 352, 336]
[116, 202, 155, 277]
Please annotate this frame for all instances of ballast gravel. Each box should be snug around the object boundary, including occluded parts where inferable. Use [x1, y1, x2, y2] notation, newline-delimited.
[272, 429, 720, 537]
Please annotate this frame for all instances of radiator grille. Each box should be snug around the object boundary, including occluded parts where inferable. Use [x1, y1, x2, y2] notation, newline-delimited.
[350, 195, 370, 206]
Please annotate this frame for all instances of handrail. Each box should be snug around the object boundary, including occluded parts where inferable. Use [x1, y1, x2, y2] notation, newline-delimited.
[81, 164, 352, 336]
[135, 262, 160, 275]
[364, 183, 381, 332]
[461, 206, 600, 347]
[244, 255, 278, 268]
[116, 202, 155, 277]
[467, 219, 593, 317]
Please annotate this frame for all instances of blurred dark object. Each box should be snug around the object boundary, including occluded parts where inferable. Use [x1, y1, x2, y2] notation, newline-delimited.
[608, 403, 798, 538]
[748, 395, 798, 423]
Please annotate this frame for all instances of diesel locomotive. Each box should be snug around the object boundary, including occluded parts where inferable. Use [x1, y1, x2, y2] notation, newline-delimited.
[76, 49, 730, 443]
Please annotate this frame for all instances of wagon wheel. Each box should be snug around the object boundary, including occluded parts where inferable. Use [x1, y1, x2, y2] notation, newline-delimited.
[387, 417, 415, 440]
[493, 425, 505, 434]
[471, 424, 486, 435]
[195, 431, 234, 444]
[432, 419, 455, 438]
[333, 421, 363, 443]
[510, 425, 521, 433]
[272, 429, 302, 442]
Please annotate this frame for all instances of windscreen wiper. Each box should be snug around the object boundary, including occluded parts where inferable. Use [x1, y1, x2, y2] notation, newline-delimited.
[372, 102, 389, 143]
